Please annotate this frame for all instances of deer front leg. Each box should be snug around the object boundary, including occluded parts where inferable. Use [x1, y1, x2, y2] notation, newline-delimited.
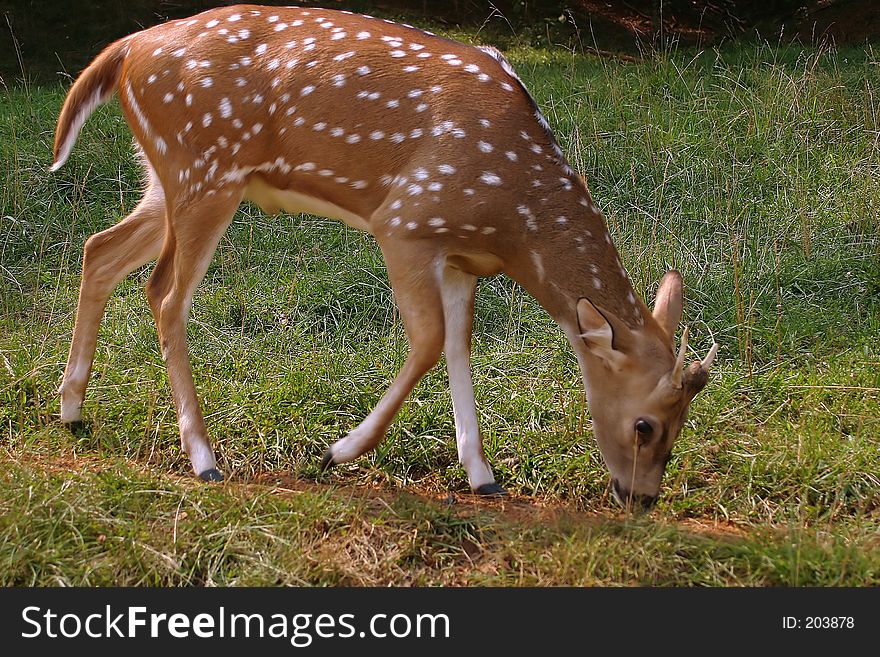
[60, 184, 166, 425]
[440, 266, 503, 495]
[145, 190, 242, 481]
[322, 242, 445, 468]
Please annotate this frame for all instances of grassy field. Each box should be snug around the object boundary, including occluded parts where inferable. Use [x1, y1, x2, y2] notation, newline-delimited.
[1, 36, 878, 586]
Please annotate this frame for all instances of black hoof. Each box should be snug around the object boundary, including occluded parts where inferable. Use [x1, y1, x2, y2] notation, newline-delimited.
[198, 468, 224, 482]
[320, 450, 335, 472]
[65, 419, 84, 432]
[65, 420, 91, 438]
[475, 483, 507, 497]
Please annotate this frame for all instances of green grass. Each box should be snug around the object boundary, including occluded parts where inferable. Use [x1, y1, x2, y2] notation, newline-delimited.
[1, 38, 878, 585]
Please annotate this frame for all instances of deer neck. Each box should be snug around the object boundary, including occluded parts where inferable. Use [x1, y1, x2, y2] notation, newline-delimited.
[502, 182, 647, 338]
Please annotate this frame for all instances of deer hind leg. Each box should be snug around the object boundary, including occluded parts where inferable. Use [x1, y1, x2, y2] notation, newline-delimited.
[145, 188, 243, 481]
[322, 241, 446, 468]
[60, 182, 166, 425]
[440, 266, 503, 495]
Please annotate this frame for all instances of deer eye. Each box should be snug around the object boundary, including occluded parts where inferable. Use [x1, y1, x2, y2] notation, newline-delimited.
[635, 419, 654, 442]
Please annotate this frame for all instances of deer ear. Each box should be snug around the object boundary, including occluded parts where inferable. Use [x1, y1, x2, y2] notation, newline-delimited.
[652, 270, 683, 339]
[577, 298, 625, 367]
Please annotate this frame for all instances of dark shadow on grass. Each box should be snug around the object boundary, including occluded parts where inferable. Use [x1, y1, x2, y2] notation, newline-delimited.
[249, 470, 745, 544]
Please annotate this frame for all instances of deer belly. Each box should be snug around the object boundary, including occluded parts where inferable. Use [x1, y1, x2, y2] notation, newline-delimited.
[244, 176, 371, 233]
[446, 252, 505, 277]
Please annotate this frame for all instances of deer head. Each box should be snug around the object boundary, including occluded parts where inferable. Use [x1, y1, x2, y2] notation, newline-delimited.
[574, 270, 718, 511]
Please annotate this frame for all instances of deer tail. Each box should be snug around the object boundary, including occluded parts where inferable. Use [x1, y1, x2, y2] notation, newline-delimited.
[49, 38, 130, 172]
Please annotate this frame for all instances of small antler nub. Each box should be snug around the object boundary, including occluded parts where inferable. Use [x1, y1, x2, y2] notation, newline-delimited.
[670, 326, 689, 389]
[701, 343, 719, 370]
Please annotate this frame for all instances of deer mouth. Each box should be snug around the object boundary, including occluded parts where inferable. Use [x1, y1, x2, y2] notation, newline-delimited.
[611, 478, 657, 512]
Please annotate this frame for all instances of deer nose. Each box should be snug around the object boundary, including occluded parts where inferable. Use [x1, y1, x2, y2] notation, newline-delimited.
[611, 479, 657, 512]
